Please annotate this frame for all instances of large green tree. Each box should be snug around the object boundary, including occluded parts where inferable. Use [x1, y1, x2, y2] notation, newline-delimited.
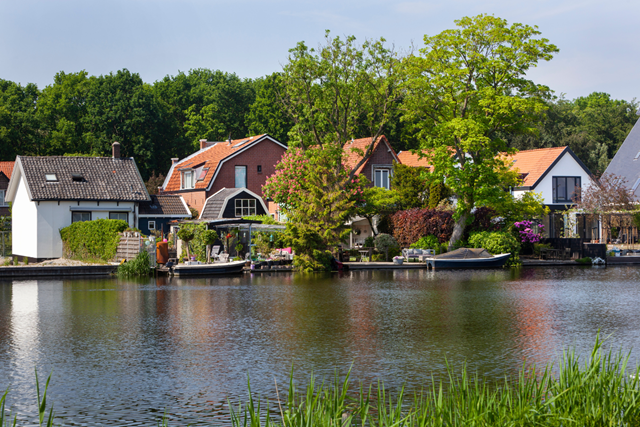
[246, 73, 293, 142]
[0, 79, 41, 160]
[402, 14, 558, 246]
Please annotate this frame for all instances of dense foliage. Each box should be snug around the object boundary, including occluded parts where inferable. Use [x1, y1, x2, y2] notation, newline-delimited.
[117, 250, 151, 277]
[410, 235, 439, 250]
[468, 231, 521, 266]
[59, 219, 128, 261]
[389, 208, 454, 247]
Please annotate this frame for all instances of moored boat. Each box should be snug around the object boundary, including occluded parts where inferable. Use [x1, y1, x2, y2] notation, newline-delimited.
[172, 260, 246, 277]
[425, 248, 511, 269]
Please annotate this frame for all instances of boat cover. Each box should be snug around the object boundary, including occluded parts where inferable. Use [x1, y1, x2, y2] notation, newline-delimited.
[434, 248, 493, 259]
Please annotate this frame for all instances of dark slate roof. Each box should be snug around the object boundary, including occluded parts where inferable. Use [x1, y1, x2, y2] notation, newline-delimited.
[605, 116, 640, 198]
[200, 188, 238, 219]
[19, 156, 149, 201]
[139, 195, 190, 216]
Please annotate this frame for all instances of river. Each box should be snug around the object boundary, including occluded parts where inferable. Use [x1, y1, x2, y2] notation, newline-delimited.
[1, 266, 639, 425]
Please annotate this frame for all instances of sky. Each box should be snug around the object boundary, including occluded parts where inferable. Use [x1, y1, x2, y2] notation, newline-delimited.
[0, 0, 638, 102]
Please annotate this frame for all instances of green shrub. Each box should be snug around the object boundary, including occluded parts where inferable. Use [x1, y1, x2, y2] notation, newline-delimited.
[388, 246, 401, 259]
[364, 236, 375, 248]
[60, 219, 129, 261]
[371, 253, 385, 262]
[575, 257, 592, 264]
[117, 251, 150, 277]
[469, 231, 521, 266]
[374, 233, 398, 252]
[410, 235, 439, 249]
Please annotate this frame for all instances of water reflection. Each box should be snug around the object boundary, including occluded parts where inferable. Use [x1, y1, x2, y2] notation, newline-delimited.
[1, 267, 639, 425]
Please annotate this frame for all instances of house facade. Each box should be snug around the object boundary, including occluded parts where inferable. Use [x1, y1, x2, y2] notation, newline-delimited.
[604, 113, 640, 198]
[5, 143, 149, 261]
[161, 134, 287, 215]
[138, 194, 191, 237]
[0, 161, 14, 217]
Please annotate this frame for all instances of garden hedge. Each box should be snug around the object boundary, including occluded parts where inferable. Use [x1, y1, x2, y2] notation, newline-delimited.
[59, 219, 129, 261]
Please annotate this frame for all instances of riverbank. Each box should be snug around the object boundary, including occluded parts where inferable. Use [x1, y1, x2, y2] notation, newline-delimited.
[0, 257, 118, 278]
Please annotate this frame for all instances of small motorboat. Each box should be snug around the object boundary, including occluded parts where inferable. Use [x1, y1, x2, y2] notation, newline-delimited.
[171, 260, 246, 277]
[425, 248, 511, 269]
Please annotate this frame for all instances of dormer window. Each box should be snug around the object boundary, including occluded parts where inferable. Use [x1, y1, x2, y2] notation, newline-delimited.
[72, 173, 84, 182]
[182, 170, 195, 189]
[45, 174, 58, 182]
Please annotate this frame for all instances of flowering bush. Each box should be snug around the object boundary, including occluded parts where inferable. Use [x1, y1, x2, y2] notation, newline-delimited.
[514, 220, 544, 244]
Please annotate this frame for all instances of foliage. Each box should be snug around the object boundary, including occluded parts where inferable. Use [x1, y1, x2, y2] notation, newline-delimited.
[229, 335, 640, 427]
[363, 236, 375, 248]
[492, 191, 549, 227]
[428, 181, 450, 209]
[264, 147, 365, 268]
[575, 257, 592, 265]
[59, 219, 128, 261]
[402, 14, 558, 246]
[533, 242, 552, 257]
[242, 214, 281, 225]
[390, 208, 454, 248]
[391, 163, 429, 210]
[117, 250, 150, 277]
[410, 235, 439, 250]
[356, 185, 399, 236]
[374, 233, 398, 254]
[469, 231, 521, 266]
[514, 220, 544, 243]
[285, 223, 332, 272]
[507, 93, 639, 175]
[145, 172, 165, 196]
[466, 207, 502, 236]
[177, 223, 196, 259]
[246, 73, 293, 142]
[280, 30, 402, 175]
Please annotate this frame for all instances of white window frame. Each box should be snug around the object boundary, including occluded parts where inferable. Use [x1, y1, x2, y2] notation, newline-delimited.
[148, 220, 156, 230]
[181, 170, 195, 189]
[374, 169, 390, 190]
[235, 199, 256, 217]
[235, 166, 247, 188]
[0, 189, 6, 207]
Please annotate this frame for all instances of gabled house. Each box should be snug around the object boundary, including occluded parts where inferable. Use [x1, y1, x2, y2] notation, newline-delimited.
[138, 194, 191, 236]
[161, 134, 287, 215]
[200, 188, 269, 220]
[5, 143, 149, 262]
[604, 114, 640, 198]
[0, 161, 15, 217]
[343, 136, 400, 189]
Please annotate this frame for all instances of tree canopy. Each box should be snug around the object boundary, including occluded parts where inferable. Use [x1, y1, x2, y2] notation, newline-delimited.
[402, 14, 559, 245]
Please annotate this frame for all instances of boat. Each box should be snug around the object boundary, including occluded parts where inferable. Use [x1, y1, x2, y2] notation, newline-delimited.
[425, 248, 511, 269]
[171, 260, 246, 277]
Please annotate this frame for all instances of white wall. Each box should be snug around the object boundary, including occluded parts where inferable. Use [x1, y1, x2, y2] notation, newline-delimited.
[12, 174, 39, 258]
[515, 152, 594, 207]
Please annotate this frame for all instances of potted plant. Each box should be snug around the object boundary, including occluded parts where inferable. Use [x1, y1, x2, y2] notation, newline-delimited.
[393, 256, 404, 265]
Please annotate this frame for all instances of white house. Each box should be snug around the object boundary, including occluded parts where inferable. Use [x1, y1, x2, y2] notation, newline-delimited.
[604, 112, 640, 197]
[5, 143, 150, 262]
[509, 146, 596, 238]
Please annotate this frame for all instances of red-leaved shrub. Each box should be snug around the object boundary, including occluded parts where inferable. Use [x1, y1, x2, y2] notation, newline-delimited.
[390, 208, 454, 247]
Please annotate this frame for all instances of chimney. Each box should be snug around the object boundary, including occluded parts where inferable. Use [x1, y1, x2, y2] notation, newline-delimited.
[228, 133, 232, 145]
[199, 139, 208, 150]
[171, 158, 179, 165]
[112, 141, 121, 159]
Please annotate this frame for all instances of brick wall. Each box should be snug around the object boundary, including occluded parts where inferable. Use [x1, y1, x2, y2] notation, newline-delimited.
[175, 190, 206, 217]
[359, 143, 396, 185]
[208, 139, 286, 199]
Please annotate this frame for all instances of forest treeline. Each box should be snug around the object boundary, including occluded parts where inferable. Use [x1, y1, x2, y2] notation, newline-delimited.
[0, 68, 637, 181]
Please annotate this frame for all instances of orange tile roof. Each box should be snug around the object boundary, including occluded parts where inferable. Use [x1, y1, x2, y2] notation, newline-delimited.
[397, 151, 433, 171]
[507, 146, 567, 187]
[0, 161, 14, 179]
[342, 136, 398, 174]
[164, 135, 269, 192]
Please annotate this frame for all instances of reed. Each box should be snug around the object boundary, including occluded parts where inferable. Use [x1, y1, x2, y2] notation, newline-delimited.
[1, 369, 54, 427]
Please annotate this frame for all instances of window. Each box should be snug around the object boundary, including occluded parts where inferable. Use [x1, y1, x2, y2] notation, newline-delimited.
[235, 199, 256, 217]
[552, 176, 581, 203]
[257, 165, 262, 174]
[45, 173, 57, 182]
[109, 212, 128, 222]
[182, 170, 195, 189]
[72, 212, 91, 223]
[374, 169, 390, 190]
[0, 190, 6, 206]
[235, 166, 247, 188]
[148, 220, 156, 230]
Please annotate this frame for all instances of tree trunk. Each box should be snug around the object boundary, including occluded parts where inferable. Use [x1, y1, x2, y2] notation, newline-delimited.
[365, 216, 378, 236]
[449, 212, 469, 250]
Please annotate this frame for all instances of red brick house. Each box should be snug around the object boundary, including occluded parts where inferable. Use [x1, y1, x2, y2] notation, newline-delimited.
[343, 136, 399, 188]
[161, 134, 287, 215]
[0, 161, 15, 216]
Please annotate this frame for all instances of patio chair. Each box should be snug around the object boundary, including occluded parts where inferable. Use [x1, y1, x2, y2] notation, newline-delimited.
[218, 253, 229, 263]
[561, 247, 571, 260]
[210, 245, 221, 261]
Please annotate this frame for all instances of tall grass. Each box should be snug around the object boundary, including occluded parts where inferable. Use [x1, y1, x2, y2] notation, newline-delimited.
[117, 250, 151, 277]
[1, 369, 54, 427]
[231, 335, 640, 426]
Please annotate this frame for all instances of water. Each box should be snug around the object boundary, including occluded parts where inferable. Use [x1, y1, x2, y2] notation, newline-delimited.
[1, 266, 640, 425]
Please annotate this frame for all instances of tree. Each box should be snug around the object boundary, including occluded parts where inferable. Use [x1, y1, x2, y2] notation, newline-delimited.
[177, 224, 196, 260]
[357, 186, 399, 236]
[402, 14, 558, 246]
[0, 79, 41, 160]
[280, 31, 402, 179]
[263, 147, 365, 271]
[246, 73, 293, 142]
[390, 163, 429, 210]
